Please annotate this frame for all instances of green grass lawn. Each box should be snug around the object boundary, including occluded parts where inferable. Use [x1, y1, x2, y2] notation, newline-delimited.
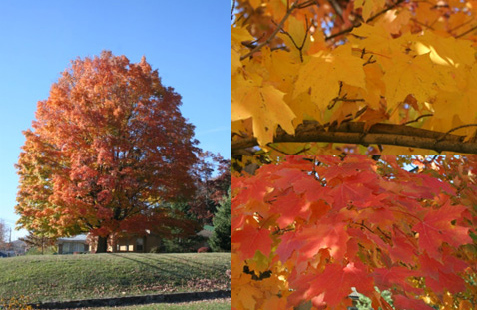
[80, 298, 231, 310]
[0, 253, 230, 303]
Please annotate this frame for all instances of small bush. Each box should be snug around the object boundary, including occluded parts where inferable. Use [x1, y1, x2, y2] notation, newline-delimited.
[161, 235, 207, 253]
[198, 247, 210, 253]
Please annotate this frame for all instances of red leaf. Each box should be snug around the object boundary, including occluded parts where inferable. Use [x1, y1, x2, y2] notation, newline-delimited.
[270, 190, 311, 227]
[413, 200, 471, 260]
[306, 262, 374, 308]
[276, 231, 304, 262]
[373, 267, 419, 293]
[233, 225, 272, 260]
[393, 294, 434, 310]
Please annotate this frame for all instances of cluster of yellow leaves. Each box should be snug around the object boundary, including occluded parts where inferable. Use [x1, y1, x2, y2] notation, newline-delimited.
[231, 252, 293, 309]
[232, 0, 477, 153]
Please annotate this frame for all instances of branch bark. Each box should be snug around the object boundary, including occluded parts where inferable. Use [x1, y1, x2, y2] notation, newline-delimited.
[231, 121, 477, 155]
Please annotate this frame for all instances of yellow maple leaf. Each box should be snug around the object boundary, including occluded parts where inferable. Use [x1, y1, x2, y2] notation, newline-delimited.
[231, 26, 254, 46]
[262, 48, 299, 94]
[363, 63, 386, 110]
[261, 295, 289, 309]
[232, 26, 254, 74]
[374, 9, 412, 34]
[232, 74, 296, 146]
[293, 45, 365, 111]
[425, 65, 477, 135]
[287, 91, 322, 125]
[349, 24, 409, 62]
[383, 54, 456, 111]
[354, 0, 386, 21]
[413, 31, 475, 68]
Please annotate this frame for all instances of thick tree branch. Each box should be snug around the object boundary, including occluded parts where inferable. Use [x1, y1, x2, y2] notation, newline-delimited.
[231, 121, 477, 155]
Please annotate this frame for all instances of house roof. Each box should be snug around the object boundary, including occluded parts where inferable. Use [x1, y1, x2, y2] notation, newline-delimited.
[203, 225, 215, 231]
[57, 234, 88, 242]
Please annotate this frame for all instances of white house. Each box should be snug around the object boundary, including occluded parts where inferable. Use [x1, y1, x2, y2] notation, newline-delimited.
[57, 234, 89, 254]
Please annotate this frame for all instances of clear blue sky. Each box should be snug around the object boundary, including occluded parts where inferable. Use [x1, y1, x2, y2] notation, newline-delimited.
[0, 1, 230, 240]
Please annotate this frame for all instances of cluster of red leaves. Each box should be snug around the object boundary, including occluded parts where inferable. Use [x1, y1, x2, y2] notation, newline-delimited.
[232, 155, 476, 309]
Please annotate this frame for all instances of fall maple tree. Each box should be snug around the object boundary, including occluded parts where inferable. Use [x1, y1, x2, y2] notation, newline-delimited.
[232, 155, 477, 309]
[232, 0, 477, 155]
[15, 51, 200, 252]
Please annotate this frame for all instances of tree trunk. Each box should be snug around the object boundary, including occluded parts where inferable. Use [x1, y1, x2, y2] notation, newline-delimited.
[96, 235, 108, 253]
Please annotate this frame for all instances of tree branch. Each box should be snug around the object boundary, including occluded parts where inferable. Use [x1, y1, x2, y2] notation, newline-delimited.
[240, 0, 300, 60]
[456, 24, 477, 38]
[325, 0, 406, 41]
[327, 0, 344, 22]
[231, 121, 477, 155]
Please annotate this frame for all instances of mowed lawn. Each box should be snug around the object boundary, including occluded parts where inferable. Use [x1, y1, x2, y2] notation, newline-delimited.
[0, 253, 230, 303]
[81, 298, 231, 310]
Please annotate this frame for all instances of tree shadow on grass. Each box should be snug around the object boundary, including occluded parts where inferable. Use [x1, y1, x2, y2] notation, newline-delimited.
[108, 253, 194, 280]
[143, 254, 222, 273]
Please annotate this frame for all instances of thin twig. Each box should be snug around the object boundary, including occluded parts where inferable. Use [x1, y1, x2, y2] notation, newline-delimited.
[271, 17, 311, 62]
[377, 227, 391, 240]
[325, 0, 405, 41]
[240, 0, 300, 60]
[456, 24, 477, 38]
[296, 0, 318, 9]
[266, 144, 289, 155]
[410, 18, 435, 30]
[327, 95, 365, 110]
[449, 18, 473, 33]
[401, 114, 433, 126]
[436, 123, 477, 142]
[363, 55, 376, 66]
[322, 106, 368, 128]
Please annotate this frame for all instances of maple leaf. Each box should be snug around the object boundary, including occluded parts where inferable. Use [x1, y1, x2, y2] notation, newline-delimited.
[412, 200, 471, 260]
[232, 75, 296, 146]
[276, 230, 305, 262]
[354, 0, 386, 21]
[327, 177, 373, 210]
[413, 31, 475, 68]
[373, 267, 419, 293]
[393, 294, 435, 310]
[383, 53, 455, 110]
[304, 262, 374, 308]
[293, 45, 365, 111]
[270, 190, 311, 227]
[233, 225, 272, 260]
[296, 220, 350, 262]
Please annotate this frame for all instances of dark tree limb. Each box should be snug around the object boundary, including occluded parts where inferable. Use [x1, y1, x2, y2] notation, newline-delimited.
[231, 121, 477, 155]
